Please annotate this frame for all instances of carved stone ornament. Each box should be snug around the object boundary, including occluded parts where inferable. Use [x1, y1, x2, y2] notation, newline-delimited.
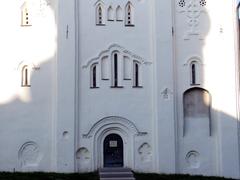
[161, 88, 173, 100]
[18, 142, 41, 167]
[179, 0, 207, 40]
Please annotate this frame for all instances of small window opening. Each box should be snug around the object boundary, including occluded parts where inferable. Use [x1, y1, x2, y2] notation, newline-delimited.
[96, 4, 104, 25]
[134, 63, 139, 87]
[21, 6, 32, 26]
[91, 64, 98, 88]
[22, 65, 31, 87]
[133, 61, 141, 87]
[191, 64, 196, 85]
[114, 54, 118, 87]
[125, 2, 134, 26]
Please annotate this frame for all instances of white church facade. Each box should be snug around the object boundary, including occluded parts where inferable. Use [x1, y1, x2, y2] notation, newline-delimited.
[0, 0, 240, 179]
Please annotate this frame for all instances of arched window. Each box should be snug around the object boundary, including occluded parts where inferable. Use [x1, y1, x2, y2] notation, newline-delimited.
[21, 2, 32, 26]
[190, 61, 200, 85]
[107, 6, 114, 21]
[113, 53, 118, 87]
[183, 88, 211, 136]
[96, 4, 105, 25]
[116, 6, 123, 21]
[90, 63, 98, 88]
[133, 61, 140, 87]
[125, 2, 134, 26]
[191, 63, 196, 85]
[22, 65, 31, 87]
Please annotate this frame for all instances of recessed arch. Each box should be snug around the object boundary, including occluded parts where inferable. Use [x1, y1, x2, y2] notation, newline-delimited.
[183, 87, 211, 136]
[107, 6, 114, 21]
[83, 116, 147, 138]
[116, 5, 123, 21]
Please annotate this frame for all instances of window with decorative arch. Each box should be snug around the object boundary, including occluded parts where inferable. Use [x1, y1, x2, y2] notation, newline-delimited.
[133, 60, 142, 87]
[125, 2, 134, 26]
[189, 61, 201, 86]
[21, 65, 31, 87]
[113, 53, 119, 87]
[96, 3, 105, 25]
[21, 2, 32, 26]
[90, 63, 99, 88]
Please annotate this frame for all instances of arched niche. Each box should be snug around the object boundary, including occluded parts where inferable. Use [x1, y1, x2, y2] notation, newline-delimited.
[183, 88, 211, 136]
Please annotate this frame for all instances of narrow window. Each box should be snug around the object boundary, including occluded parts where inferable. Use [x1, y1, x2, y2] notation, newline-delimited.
[21, 3, 32, 26]
[22, 65, 31, 87]
[125, 2, 134, 26]
[91, 64, 98, 88]
[96, 4, 105, 25]
[133, 61, 141, 87]
[114, 54, 118, 87]
[93, 66, 97, 87]
[191, 63, 196, 85]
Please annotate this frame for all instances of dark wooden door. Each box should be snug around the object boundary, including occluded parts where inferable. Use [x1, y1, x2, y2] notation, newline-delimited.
[103, 134, 123, 167]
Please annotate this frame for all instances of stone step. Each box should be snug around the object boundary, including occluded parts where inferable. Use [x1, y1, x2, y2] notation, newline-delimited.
[99, 167, 132, 172]
[100, 172, 134, 178]
[99, 167, 135, 180]
[100, 178, 135, 180]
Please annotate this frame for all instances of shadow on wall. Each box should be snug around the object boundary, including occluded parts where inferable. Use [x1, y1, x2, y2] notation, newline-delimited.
[0, 0, 57, 172]
[174, 0, 240, 178]
[0, 0, 239, 179]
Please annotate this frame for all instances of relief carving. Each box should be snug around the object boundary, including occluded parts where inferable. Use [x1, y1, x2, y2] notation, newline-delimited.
[178, 0, 207, 40]
[18, 142, 41, 167]
[138, 143, 152, 162]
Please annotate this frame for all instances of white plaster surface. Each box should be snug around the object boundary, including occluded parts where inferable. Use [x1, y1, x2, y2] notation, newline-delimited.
[0, 0, 239, 179]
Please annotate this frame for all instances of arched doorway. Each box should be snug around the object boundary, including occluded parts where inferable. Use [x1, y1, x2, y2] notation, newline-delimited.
[103, 134, 123, 167]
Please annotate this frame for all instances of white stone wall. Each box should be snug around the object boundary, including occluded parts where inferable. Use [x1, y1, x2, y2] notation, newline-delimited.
[0, 0, 57, 172]
[0, 0, 239, 179]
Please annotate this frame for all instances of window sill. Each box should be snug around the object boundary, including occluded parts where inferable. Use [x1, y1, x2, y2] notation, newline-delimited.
[190, 84, 200, 86]
[125, 24, 135, 27]
[90, 87, 100, 89]
[110, 86, 124, 88]
[132, 86, 143, 88]
[96, 24, 106, 26]
[102, 78, 110, 80]
[21, 85, 31, 87]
